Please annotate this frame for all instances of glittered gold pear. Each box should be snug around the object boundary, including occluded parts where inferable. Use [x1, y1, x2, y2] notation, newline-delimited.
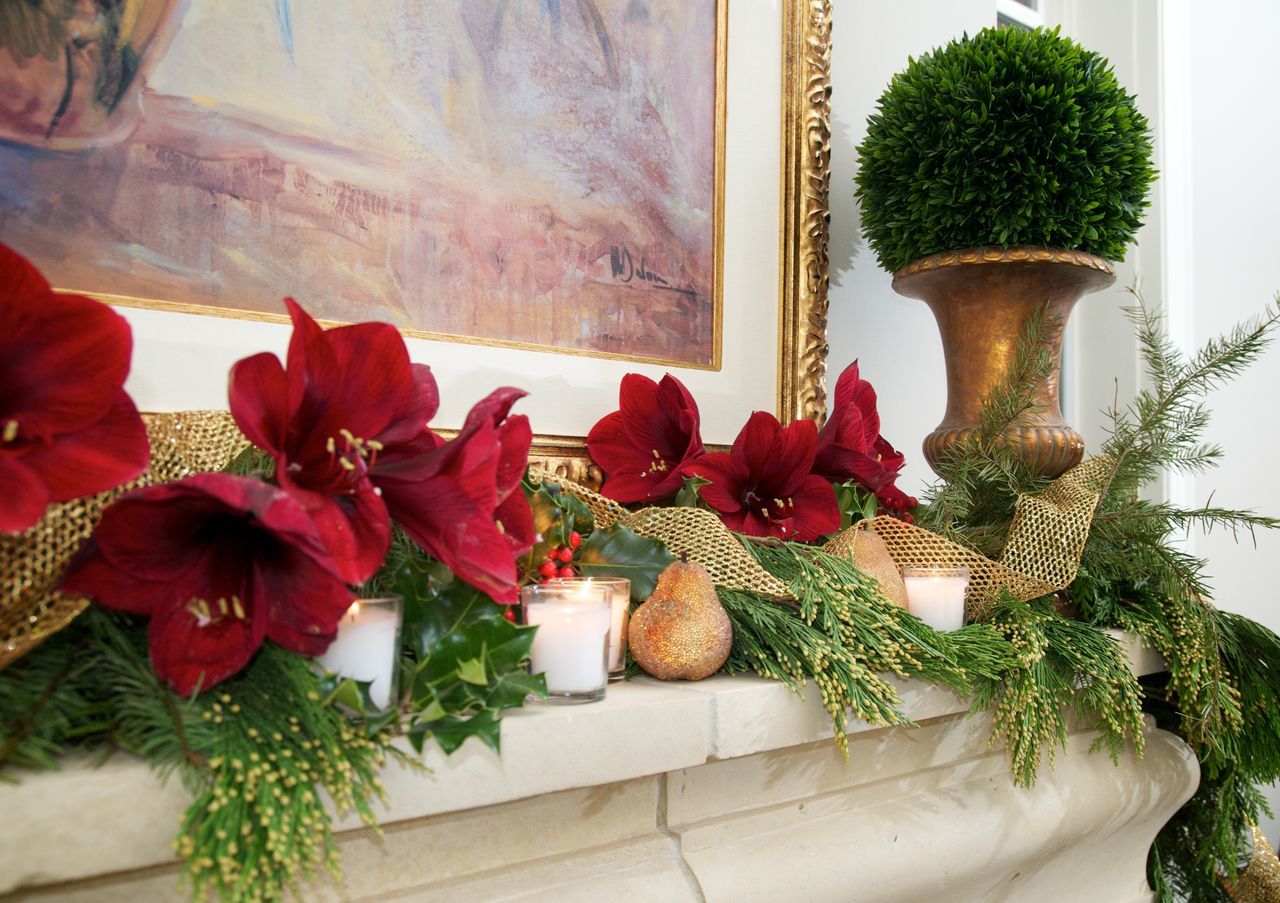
[629, 560, 732, 681]
[850, 527, 909, 608]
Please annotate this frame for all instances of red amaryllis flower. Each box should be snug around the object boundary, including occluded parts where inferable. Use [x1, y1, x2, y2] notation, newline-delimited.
[812, 361, 916, 514]
[374, 388, 533, 605]
[586, 373, 705, 503]
[688, 412, 840, 541]
[61, 473, 354, 696]
[228, 298, 439, 584]
[0, 243, 149, 533]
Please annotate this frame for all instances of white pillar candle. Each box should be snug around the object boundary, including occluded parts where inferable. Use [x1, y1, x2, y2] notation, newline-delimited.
[559, 577, 632, 676]
[315, 598, 402, 710]
[522, 583, 611, 702]
[901, 568, 970, 632]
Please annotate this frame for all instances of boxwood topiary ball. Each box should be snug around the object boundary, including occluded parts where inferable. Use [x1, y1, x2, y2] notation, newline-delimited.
[855, 26, 1156, 274]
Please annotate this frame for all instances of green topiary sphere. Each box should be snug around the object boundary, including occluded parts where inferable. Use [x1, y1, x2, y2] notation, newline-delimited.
[855, 26, 1156, 274]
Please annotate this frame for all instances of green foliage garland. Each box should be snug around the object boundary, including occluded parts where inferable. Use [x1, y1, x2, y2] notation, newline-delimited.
[855, 26, 1156, 272]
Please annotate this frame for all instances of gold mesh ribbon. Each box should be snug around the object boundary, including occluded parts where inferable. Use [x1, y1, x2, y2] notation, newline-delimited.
[529, 468, 793, 599]
[1227, 825, 1280, 903]
[838, 456, 1112, 620]
[0, 412, 248, 670]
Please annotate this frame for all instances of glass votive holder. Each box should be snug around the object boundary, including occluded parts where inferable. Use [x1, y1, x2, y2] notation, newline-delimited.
[521, 581, 612, 703]
[315, 596, 403, 710]
[901, 567, 970, 632]
[548, 577, 632, 680]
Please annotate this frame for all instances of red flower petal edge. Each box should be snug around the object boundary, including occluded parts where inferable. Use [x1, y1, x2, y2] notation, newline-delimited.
[374, 388, 533, 605]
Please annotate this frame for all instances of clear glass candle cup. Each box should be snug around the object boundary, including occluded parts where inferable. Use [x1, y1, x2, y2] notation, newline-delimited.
[520, 581, 612, 703]
[315, 596, 403, 711]
[545, 577, 632, 681]
[900, 567, 970, 632]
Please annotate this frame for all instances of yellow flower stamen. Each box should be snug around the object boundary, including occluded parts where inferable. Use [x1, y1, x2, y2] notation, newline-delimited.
[2, 420, 17, 443]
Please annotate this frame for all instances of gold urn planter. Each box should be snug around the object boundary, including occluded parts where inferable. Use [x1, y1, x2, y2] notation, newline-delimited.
[892, 247, 1116, 480]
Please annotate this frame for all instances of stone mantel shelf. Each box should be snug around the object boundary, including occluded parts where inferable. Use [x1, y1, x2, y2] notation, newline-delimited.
[1, 633, 1193, 902]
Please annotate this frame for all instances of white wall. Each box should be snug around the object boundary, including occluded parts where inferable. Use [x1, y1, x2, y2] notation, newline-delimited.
[827, 0, 993, 496]
[1178, 0, 1280, 847]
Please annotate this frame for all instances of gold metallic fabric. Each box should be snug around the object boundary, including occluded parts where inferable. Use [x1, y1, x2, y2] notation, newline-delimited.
[834, 456, 1111, 620]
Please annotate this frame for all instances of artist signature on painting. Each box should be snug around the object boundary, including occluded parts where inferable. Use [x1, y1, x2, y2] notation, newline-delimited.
[609, 245, 697, 298]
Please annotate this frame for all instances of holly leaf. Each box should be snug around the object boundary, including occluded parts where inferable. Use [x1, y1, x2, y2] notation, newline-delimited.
[674, 475, 710, 509]
[423, 711, 502, 755]
[576, 524, 676, 601]
[457, 651, 488, 686]
[835, 480, 880, 530]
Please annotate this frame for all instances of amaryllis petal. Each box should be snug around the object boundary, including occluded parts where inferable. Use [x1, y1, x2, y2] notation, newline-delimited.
[787, 475, 843, 540]
[59, 473, 353, 695]
[276, 478, 390, 585]
[59, 544, 158, 615]
[588, 373, 703, 503]
[586, 413, 663, 503]
[20, 392, 150, 503]
[0, 455, 48, 533]
[228, 352, 291, 455]
[376, 414, 519, 603]
[378, 363, 439, 446]
[0, 244, 148, 533]
[734, 411, 780, 479]
[771, 417, 819, 493]
[4, 291, 134, 438]
[830, 362, 882, 446]
[687, 454, 747, 513]
[495, 413, 532, 497]
[258, 550, 358, 656]
[496, 489, 537, 555]
[148, 587, 265, 696]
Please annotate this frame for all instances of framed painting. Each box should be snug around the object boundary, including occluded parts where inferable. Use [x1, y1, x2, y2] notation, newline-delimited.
[0, 0, 832, 480]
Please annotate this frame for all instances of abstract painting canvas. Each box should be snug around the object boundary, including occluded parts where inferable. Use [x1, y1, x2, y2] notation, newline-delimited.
[0, 0, 724, 367]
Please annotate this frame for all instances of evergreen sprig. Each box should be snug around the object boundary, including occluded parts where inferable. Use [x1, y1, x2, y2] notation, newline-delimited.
[972, 595, 1144, 787]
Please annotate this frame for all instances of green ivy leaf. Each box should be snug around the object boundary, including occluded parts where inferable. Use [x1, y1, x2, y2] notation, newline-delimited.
[576, 524, 676, 601]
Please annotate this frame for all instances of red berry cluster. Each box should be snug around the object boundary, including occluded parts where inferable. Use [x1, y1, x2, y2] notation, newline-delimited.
[535, 531, 582, 582]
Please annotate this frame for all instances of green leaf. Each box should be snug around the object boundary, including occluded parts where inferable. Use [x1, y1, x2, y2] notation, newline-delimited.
[426, 711, 502, 755]
[576, 524, 676, 601]
[674, 475, 711, 509]
[456, 652, 488, 686]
